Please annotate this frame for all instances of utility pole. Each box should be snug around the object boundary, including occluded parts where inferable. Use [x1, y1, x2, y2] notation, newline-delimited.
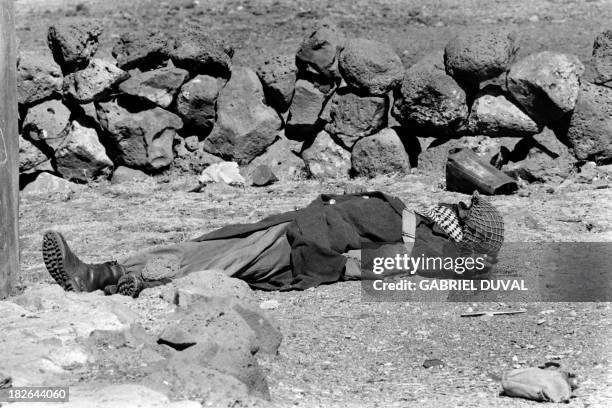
[0, 0, 19, 298]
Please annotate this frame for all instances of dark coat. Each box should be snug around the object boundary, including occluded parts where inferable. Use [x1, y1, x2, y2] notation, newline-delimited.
[192, 192, 452, 290]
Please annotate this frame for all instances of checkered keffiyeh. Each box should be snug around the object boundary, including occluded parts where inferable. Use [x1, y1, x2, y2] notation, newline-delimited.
[422, 206, 464, 243]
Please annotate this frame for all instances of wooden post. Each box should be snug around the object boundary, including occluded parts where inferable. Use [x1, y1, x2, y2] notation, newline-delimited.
[0, 0, 18, 298]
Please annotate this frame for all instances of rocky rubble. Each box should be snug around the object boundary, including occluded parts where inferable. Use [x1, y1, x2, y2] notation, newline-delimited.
[0, 270, 282, 407]
[15, 21, 612, 191]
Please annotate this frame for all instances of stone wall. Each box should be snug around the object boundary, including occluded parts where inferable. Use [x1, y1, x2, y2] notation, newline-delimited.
[17, 21, 612, 188]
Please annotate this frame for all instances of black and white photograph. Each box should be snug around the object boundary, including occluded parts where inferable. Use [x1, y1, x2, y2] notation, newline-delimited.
[0, 0, 611, 406]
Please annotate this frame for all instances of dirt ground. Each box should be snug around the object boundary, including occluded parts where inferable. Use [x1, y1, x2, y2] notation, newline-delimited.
[13, 0, 612, 407]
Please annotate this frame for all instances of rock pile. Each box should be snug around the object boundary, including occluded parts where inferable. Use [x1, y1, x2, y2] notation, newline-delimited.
[0, 271, 282, 407]
[16, 21, 612, 191]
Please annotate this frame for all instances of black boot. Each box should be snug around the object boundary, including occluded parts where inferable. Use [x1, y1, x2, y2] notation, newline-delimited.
[42, 231, 126, 292]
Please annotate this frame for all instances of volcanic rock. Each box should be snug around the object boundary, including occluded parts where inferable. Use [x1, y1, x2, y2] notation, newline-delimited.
[393, 51, 469, 136]
[22, 99, 71, 151]
[47, 21, 102, 73]
[245, 134, 307, 181]
[323, 89, 388, 148]
[302, 130, 350, 179]
[338, 38, 403, 95]
[351, 128, 410, 177]
[202, 67, 281, 164]
[112, 30, 173, 70]
[55, 121, 113, 181]
[296, 20, 345, 79]
[507, 51, 584, 125]
[119, 67, 189, 108]
[97, 101, 183, 170]
[591, 30, 612, 86]
[251, 165, 278, 186]
[444, 30, 518, 84]
[17, 50, 63, 106]
[176, 75, 225, 131]
[111, 166, 150, 184]
[256, 55, 297, 113]
[286, 79, 326, 138]
[63, 59, 128, 103]
[18, 136, 48, 173]
[170, 29, 233, 77]
[563, 82, 612, 161]
[468, 86, 541, 137]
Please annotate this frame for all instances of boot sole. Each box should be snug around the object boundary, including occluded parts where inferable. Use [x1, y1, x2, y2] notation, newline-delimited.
[117, 273, 143, 298]
[42, 231, 74, 291]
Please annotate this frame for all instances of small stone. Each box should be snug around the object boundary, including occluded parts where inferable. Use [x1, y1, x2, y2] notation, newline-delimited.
[251, 165, 278, 187]
[301, 130, 350, 180]
[423, 359, 444, 368]
[63, 59, 128, 103]
[47, 21, 102, 73]
[119, 67, 189, 108]
[22, 172, 77, 196]
[184, 136, 200, 152]
[338, 37, 404, 95]
[444, 30, 518, 84]
[17, 50, 63, 106]
[111, 166, 150, 184]
[22, 99, 71, 151]
[256, 55, 297, 113]
[351, 128, 411, 178]
[507, 51, 585, 125]
[55, 121, 114, 182]
[324, 89, 388, 148]
[199, 162, 245, 186]
[259, 300, 279, 310]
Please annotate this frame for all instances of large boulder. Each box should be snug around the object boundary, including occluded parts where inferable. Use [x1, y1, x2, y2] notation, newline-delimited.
[467, 86, 541, 137]
[323, 89, 388, 149]
[55, 121, 113, 181]
[562, 82, 612, 161]
[22, 99, 71, 151]
[176, 75, 226, 131]
[256, 55, 297, 113]
[18, 136, 49, 173]
[47, 21, 102, 73]
[286, 79, 326, 138]
[591, 30, 612, 86]
[244, 133, 307, 181]
[338, 38, 403, 95]
[112, 30, 173, 70]
[302, 130, 350, 179]
[119, 67, 189, 108]
[63, 59, 128, 103]
[444, 30, 518, 85]
[392, 51, 469, 136]
[507, 51, 585, 125]
[503, 128, 576, 183]
[202, 67, 281, 164]
[169, 29, 233, 77]
[351, 128, 410, 178]
[296, 21, 345, 80]
[97, 102, 183, 170]
[17, 50, 63, 106]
